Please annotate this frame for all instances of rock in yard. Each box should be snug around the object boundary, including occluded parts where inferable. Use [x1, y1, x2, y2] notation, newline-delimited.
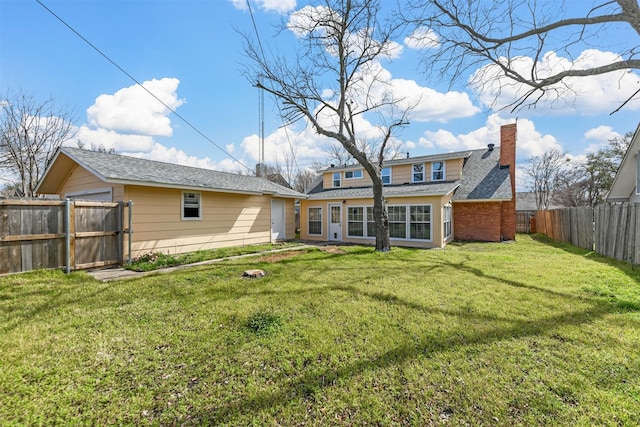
[243, 269, 266, 278]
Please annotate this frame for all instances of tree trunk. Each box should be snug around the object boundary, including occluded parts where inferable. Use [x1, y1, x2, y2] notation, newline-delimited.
[372, 178, 390, 252]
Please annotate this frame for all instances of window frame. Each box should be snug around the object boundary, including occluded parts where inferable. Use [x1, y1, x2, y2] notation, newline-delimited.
[443, 204, 452, 239]
[347, 206, 365, 237]
[308, 206, 323, 236]
[333, 172, 341, 188]
[182, 191, 202, 220]
[344, 169, 363, 180]
[431, 161, 446, 181]
[412, 163, 425, 183]
[382, 167, 391, 185]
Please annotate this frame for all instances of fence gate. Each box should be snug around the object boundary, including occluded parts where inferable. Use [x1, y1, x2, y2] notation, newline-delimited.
[0, 199, 133, 275]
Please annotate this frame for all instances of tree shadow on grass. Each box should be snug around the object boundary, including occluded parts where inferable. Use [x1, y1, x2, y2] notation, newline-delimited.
[189, 266, 626, 424]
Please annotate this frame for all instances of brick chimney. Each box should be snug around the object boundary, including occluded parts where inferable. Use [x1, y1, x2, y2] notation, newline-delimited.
[499, 123, 517, 241]
[500, 123, 517, 190]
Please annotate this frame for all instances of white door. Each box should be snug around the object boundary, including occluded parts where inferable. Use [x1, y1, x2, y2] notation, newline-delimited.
[271, 199, 285, 241]
[328, 204, 342, 241]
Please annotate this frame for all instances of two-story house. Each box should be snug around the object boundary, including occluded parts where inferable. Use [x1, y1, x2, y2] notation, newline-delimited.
[299, 123, 517, 248]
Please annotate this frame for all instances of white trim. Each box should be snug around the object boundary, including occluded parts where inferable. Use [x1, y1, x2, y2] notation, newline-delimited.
[431, 161, 446, 181]
[382, 167, 392, 185]
[411, 163, 425, 183]
[307, 206, 323, 236]
[181, 191, 202, 220]
[345, 169, 363, 180]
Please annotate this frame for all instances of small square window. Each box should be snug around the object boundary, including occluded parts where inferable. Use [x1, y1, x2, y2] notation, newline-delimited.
[412, 164, 424, 182]
[182, 192, 201, 220]
[432, 161, 445, 181]
[382, 167, 391, 185]
[345, 170, 363, 179]
[333, 172, 341, 188]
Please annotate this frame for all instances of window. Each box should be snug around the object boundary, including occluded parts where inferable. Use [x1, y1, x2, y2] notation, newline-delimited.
[347, 207, 364, 236]
[366, 207, 376, 236]
[308, 207, 322, 235]
[388, 204, 432, 241]
[347, 206, 376, 238]
[333, 172, 341, 188]
[182, 192, 201, 220]
[412, 164, 425, 182]
[382, 167, 391, 185]
[410, 206, 431, 240]
[443, 205, 452, 239]
[388, 206, 407, 238]
[431, 161, 445, 181]
[345, 169, 363, 179]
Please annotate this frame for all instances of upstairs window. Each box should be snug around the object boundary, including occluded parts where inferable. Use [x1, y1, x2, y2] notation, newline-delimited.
[345, 169, 363, 179]
[432, 161, 445, 181]
[333, 172, 341, 188]
[182, 192, 201, 220]
[412, 164, 425, 182]
[382, 167, 391, 185]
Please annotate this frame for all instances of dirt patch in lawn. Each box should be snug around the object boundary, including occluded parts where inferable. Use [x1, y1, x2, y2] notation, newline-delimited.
[319, 246, 346, 255]
[256, 250, 309, 263]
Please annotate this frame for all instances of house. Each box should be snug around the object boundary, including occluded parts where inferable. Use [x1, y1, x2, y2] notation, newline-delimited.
[516, 192, 572, 213]
[36, 147, 304, 258]
[606, 122, 640, 203]
[299, 123, 517, 248]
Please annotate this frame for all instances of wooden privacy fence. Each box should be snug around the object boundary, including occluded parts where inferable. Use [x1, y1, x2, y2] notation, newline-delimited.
[0, 199, 133, 275]
[535, 203, 640, 265]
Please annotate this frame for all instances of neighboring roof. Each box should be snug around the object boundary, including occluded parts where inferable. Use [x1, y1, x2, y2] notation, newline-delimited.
[452, 147, 512, 202]
[323, 150, 473, 172]
[515, 192, 569, 211]
[606, 122, 640, 202]
[306, 181, 459, 200]
[36, 147, 305, 199]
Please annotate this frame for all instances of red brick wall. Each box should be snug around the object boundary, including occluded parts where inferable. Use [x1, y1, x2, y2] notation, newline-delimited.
[453, 202, 502, 242]
[500, 200, 516, 240]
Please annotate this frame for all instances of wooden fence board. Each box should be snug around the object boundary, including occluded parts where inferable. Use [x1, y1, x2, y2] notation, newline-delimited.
[537, 203, 639, 265]
[0, 199, 131, 274]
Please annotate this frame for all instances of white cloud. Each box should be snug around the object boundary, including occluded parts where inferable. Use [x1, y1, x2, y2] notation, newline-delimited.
[86, 78, 184, 136]
[349, 62, 479, 123]
[582, 125, 622, 153]
[287, 6, 402, 59]
[71, 126, 156, 152]
[420, 114, 562, 160]
[229, 0, 296, 13]
[404, 27, 440, 50]
[470, 49, 640, 115]
[128, 143, 247, 173]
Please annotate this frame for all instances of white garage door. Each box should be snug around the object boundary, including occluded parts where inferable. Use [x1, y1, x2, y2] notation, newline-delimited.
[65, 188, 112, 201]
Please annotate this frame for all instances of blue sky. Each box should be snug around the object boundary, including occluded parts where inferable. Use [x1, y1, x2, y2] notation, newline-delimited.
[2, 0, 639, 188]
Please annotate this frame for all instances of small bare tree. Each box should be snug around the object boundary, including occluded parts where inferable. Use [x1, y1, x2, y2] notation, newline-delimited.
[523, 148, 569, 210]
[1, 90, 76, 197]
[407, 0, 640, 112]
[244, 0, 410, 251]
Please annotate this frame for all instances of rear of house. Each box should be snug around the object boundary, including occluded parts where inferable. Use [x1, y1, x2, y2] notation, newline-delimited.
[299, 123, 517, 248]
[36, 148, 303, 258]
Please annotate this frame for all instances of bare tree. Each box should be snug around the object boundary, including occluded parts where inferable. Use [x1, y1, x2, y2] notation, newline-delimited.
[406, 0, 640, 112]
[522, 148, 569, 210]
[1, 90, 76, 197]
[244, 0, 410, 251]
[293, 169, 319, 193]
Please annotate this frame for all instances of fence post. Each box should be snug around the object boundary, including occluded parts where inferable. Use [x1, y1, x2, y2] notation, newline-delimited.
[127, 200, 133, 265]
[117, 201, 124, 266]
[64, 199, 72, 274]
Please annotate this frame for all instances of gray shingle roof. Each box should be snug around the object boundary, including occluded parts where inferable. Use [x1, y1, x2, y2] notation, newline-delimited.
[453, 148, 512, 201]
[59, 147, 304, 198]
[307, 181, 459, 199]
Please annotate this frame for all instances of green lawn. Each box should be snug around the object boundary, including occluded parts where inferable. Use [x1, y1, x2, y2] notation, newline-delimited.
[1, 235, 639, 425]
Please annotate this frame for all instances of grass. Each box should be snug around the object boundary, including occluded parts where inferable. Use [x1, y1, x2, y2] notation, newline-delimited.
[1, 234, 639, 425]
[126, 241, 302, 271]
